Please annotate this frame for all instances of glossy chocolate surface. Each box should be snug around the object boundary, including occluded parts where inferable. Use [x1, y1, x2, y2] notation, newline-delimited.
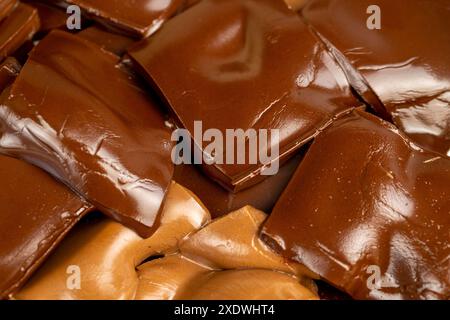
[78, 25, 135, 56]
[303, 0, 450, 157]
[0, 30, 174, 237]
[63, 0, 197, 37]
[128, 0, 360, 191]
[0, 155, 93, 298]
[174, 152, 304, 218]
[0, 3, 40, 62]
[262, 110, 450, 300]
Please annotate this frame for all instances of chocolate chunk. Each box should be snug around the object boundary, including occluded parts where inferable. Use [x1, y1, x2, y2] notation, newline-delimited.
[0, 30, 174, 237]
[262, 110, 450, 300]
[128, 0, 360, 191]
[0, 0, 17, 23]
[78, 25, 136, 56]
[174, 151, 305, 218]
[63, 0, 198, 37]
[0, 57, 20, 91]
[0, 3, 40, 62]
[303, 0, 450, 157]
[24, 1, 68, 35]
[0, 155, 93, 298]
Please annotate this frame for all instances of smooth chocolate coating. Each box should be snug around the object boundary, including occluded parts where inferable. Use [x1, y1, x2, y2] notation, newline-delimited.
[302, 0, 450, 157]
[63, 0, 198, 37]
[173, 151, 304, 218]
[0, 155, 93, 298]
[0, 57, 20, 91]
[262, 110, 450, 300]
[78, 25, 135, 56]
[128, 0, 361, 191]
[0, 0, 17, 23]
[0, 3, 40, 62]
[0, 30, 174, 237]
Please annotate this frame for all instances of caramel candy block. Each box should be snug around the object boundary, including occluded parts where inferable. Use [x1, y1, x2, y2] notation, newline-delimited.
[0, 30, 174, 237]
[0, 57, 20, 91]
[78, 25, 136, 56]
[0, 155, 93, 299]
[17, 202, 318, 300]
[262, 110, 450, 300]
[0, 3, 40, 62]
[0, 0, 17, 23]
[303, 0, 450, 157]
[62, 0, 197, 37]
[15, 182, 211, 300]
[128, 0, 360, 191]
[173, 151, 305, 218]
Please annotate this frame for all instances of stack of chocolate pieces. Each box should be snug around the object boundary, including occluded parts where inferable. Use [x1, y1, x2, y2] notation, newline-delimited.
[0, 0, 448, 300]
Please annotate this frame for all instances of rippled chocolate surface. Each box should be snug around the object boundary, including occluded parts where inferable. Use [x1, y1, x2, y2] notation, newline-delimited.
[303, 0, 450, 157]
[0, 155, 93, 298]
[0, 30, 174, 237]
[262, 110, 450, 300]
[128, 0, 360, 191]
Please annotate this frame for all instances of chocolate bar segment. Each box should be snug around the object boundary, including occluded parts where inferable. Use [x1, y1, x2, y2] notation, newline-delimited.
[0, 155, 93, 298]
[303, 0, 450, 157]
[128, 0, 360, 191]
[24, 1, 68, 35]
[0, 30, 174, 237]
[262, 110, 450, 300]
[0, 3, 40, 62]
[63, 0, 198, 37]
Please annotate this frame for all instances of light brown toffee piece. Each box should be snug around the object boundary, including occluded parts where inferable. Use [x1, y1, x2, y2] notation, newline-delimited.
[17, 193, 318, 300]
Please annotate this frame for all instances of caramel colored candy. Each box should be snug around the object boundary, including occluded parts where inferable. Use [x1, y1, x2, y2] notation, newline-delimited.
[15, 182, 211, 300]
[179, 270, 318, 300]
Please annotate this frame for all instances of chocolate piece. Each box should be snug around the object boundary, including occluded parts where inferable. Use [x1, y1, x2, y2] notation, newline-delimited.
[128, 0, 360, 191]
[15, 182, 210, 300]
[0, 3, 40, 62]
[24, 1, 68, 35]
[0, 30, 174, 237]
[0, 155, 93, 298]
[174, 151, 305, 218]
[0, 57, 20, 91]
[303, 0, 450, 156]
[78, 25, 135, 56]
[0, 0, 17, 23]
[262, 110, 450, 300]
[63, 0, 198, 37]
